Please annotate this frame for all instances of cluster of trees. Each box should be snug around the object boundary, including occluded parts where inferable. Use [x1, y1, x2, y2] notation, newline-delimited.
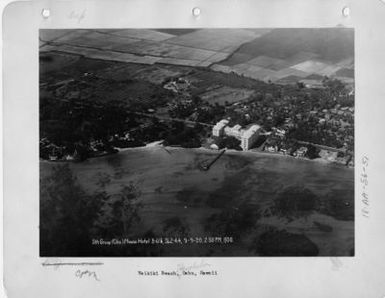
[40, 95, 136, 157]
[220, 77, 353, 150]
[40, 89, 211, 159]
[215, 136, 242, 150]
[305, 145, 321, 159]
[286, 118, 345, 149]
[195, 104, 226, 124]
[41, 90, 136, 143]
[168, 96, 226, 126]
[322, 77, 350, 97]
[168, 96, 201, 119]
[41, 55, 354, 159]
[163, 122, 204, 148]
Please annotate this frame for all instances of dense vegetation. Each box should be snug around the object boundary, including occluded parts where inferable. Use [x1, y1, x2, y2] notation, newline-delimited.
[40, 52, 354, 162]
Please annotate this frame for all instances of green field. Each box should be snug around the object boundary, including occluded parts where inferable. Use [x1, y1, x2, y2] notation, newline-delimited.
[40, 28, 354, 85]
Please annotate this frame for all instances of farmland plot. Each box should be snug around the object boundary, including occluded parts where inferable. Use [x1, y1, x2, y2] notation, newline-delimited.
[219, 53, 255, 66]
[232, 63, 263, 73]
[336, 57, 354, 69]
[40, 52, 80, 74]
[40, 29, 90, 44]
[104, 29, 175, 41]
[157, 58, 201, 67]
[290, 60, 343, 76]
[111, 53, 162, 64]
[210, 64, 234, 74]
[41, 43, 162, 65]
[55, 31, 139, 50]
[49, 56, 123, 79]
[231, 65, 279, 82]
[276, 75, 305, 84]
[200, 86, 255, 105]
[286, 51, 320, 65]
[334, 68, 354, 78]
[246, 55, 287, 69]
[91, 64, 141, 81]
[166, 29, 260, 52]
[274, 67, 310, 79]
[131, 67, 185, 84]
[110, 40, 218, 61]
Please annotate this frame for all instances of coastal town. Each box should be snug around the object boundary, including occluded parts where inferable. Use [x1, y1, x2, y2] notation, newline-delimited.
[40, 28, 354, 257]
[40, 71, 354, 167]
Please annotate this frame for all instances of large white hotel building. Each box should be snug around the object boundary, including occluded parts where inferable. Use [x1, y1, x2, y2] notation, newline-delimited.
[212, 119, 261, 151]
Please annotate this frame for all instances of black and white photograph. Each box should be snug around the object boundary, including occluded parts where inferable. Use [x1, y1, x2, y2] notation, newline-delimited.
[39, 28, 354, 257]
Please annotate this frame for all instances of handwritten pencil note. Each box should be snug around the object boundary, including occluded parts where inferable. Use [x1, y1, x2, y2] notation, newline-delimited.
[361, 156, 369, 218]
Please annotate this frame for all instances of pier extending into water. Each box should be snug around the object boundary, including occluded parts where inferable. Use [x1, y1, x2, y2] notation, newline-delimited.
[200, 149, 226, 171]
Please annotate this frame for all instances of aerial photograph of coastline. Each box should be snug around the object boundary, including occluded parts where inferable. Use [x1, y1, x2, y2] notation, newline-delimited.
[39, 28, 354, 257]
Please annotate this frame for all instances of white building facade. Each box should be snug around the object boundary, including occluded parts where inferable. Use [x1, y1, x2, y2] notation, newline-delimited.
[224, 124, 242, 139]
[241, 124, 261, 150]
[212, 119, 229, 137]
[212, 120, 261, 151]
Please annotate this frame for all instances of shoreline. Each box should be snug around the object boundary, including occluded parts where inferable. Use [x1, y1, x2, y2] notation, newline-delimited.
[41, 141, 354, 169]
